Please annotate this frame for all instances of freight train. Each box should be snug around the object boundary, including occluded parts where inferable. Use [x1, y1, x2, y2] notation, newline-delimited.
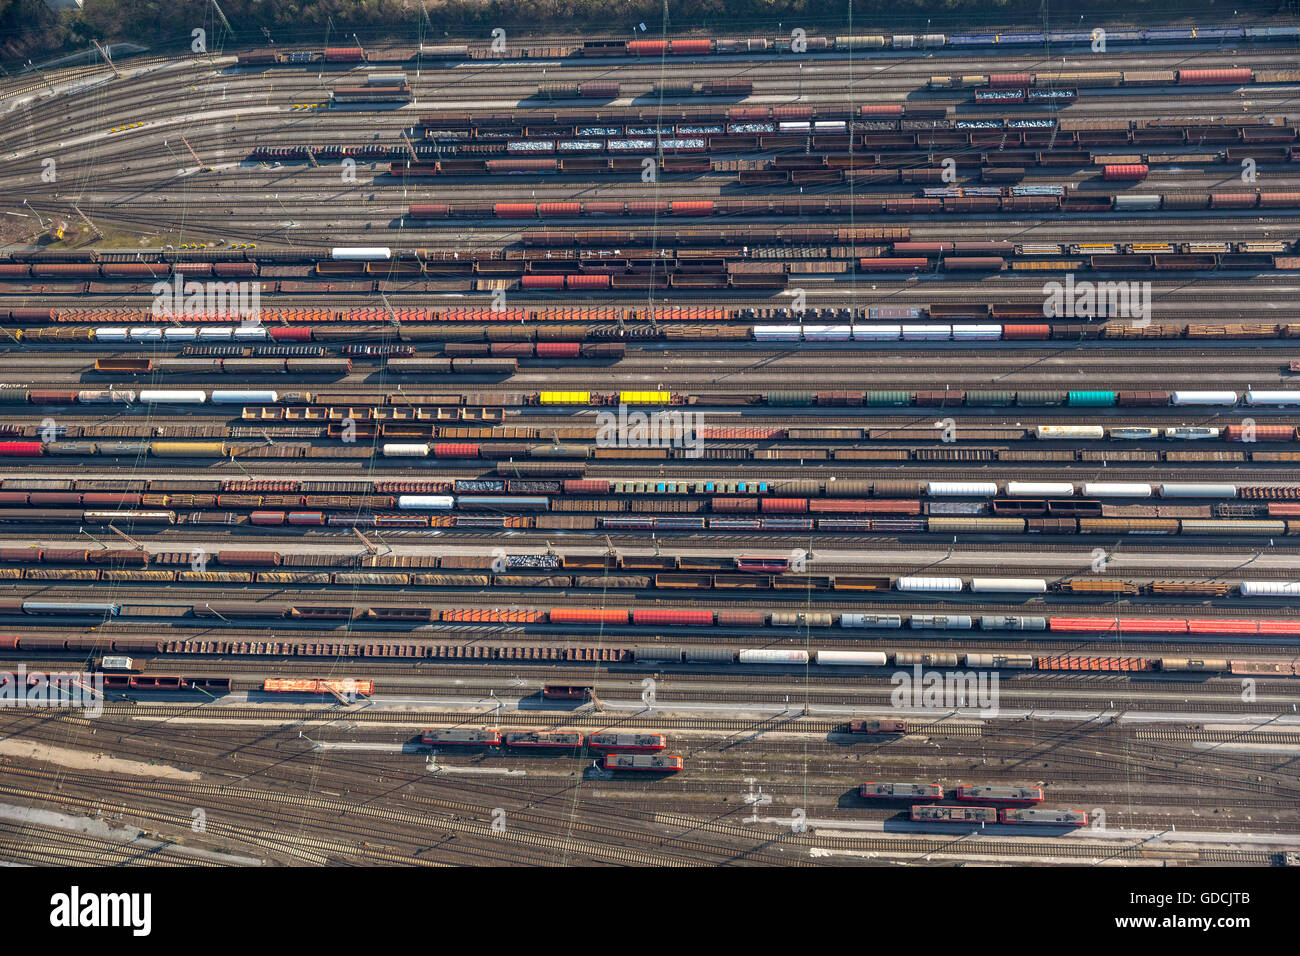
[7, 381, 1300, 412]
[13, 319, 1300, 351]
[0, 476, 1295, 501]
[261, 119, 1300, 165]
[7, 635, 1296, 677]
[5, 233, 1298, 294]
[1, 543, 1295, 601]
[234, 26, 1300, 68]
[419, 728, 677, 761]
[1, 474, 1294, 500]
[5, 482, 1300, 535]
[414, 108, 1294, 139]
[7, 508, 1300, 538]
[399, 194, 1300, 220]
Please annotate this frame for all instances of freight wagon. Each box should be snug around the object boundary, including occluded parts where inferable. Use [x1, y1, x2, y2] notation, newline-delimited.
[604, 753, 682, 772]
[420, 728, 503, 746]
[956, 785, 1044, 803]
[859, 782, 944, 799]
[263, 678, 374, 695]
[911, 805, 997, 824]
[999, 808, 1088, 826]
[587, 733, 667, 751]
[504, 731, 585, 749]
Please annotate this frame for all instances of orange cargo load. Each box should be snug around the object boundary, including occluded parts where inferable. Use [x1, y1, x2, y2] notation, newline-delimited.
[438, 608, 544, 623]
[1036, 656, 1153, 672]
[263, 678, 375, 695]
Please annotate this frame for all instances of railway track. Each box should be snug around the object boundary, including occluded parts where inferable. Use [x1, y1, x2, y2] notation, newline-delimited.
[6, 28, 1300, 870]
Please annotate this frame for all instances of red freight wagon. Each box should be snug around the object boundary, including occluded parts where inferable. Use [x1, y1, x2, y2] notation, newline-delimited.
[432, 443, 480, 457]
[408, 204, 451, 218]
[760, 498, 808, 513]
[521, 275, 565, 289]
[565, 274, 610, 289]
[269, 327, 313, 341]
[563, 480, 610, 494]
[989, 72, 1032, 88]
[29, 493, 82, 506]
[670, 201, 714, 216]
[324, 46, 365, 62]
[549, 608, 629, 625]
[1002, 324, 1052, 339]
[1048, 616, 1187, 634]
[1103, 164, 1148, 180]
[0, 442, 45, 456]
[1227, 424, 1295, 441]
[627, 40, 669, 55]
[1176, 68, 1252, 85]
[538, 202, 582, 217]
[536, 342, 581, 358]
[670, 38, 712, 54]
